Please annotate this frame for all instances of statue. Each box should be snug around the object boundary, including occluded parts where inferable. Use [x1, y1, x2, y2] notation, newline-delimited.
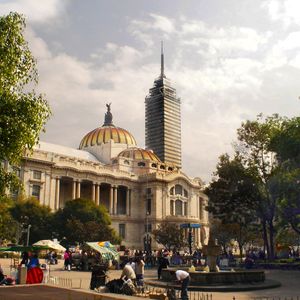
[103, 103, 113, 126]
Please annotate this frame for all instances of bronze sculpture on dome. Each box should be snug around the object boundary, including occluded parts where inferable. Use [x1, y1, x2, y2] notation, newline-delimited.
[103, 102, 113, 126]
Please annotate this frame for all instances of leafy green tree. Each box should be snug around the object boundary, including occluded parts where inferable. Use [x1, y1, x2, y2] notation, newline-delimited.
[152, 221, 187, 251]
[0, 12, 51, 195]
[53, 198, 120, 245]
[10, 197, 53, 245]
[236, 114, 285, 259]
[206, 154, 260, 258]
[269, 117, 300, 235]
[0, 196, 18, 243]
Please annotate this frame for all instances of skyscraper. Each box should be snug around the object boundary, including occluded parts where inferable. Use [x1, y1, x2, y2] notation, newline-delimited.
[145, 43, 181, 168]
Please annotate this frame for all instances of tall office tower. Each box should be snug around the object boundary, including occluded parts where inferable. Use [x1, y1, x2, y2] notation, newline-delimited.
[145, 43, 181, 168]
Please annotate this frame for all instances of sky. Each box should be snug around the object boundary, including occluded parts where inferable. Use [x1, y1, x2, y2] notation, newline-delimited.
[1, 0, 300, 183]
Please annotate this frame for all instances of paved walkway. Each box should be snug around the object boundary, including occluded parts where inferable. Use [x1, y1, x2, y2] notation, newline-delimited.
[0, 258, 300, 300]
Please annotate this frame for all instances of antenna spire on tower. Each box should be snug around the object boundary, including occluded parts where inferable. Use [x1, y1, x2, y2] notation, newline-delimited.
[161, 41, 165, 78]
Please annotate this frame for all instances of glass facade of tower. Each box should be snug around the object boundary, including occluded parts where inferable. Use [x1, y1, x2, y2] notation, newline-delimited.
[145, 75, 181, 168]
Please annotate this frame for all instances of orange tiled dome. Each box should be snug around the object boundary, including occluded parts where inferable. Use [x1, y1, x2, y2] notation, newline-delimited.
[118, 147, 161, 162]
[79, 126, 137, 149]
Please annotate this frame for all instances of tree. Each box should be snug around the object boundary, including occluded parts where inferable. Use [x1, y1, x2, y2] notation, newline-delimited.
[269, 117, 300, 235]
[0, 196, 18, 244]
[236, 114, 285, 259]
[0, 12, 51, 195]
[152, 222, 187, 251]
[206, 154, 259, 258]
[53, 198, 121, 245]
[10, 197, 53, 245]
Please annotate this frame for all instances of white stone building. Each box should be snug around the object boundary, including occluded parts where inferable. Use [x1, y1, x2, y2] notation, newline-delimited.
[16, 50, 209, 250]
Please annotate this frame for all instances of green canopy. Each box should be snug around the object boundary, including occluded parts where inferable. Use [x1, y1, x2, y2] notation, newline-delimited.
[86, 241, 120, 262]
[0, 245, 50, 252]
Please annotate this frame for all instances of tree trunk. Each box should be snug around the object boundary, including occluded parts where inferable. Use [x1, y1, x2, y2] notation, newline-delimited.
[262, 220, 270, 260]
[268, 221, 275, 260]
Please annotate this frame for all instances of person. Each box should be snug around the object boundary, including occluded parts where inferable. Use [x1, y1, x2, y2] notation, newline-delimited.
[64, 250, 72, 271]
[157, 252, 169, 280]
[175, 269, 190, 300]
[27, 253, 40, 269]
[120, 263, 136, 282]
[0, 264, 4, 284]
[135, 257, 145, 292]
[20, 251, 29, 266]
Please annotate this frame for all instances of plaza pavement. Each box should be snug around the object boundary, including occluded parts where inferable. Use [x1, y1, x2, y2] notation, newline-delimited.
[0, 258, 300, 300]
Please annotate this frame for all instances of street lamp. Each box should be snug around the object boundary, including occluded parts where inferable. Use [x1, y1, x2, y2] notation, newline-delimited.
[145, 211, 150, 252]
[26, 224, 32, 246]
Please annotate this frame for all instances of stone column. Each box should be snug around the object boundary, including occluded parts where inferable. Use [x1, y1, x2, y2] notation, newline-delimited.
[126, 188, 130, 215]
[76, 181, 81, 198]
[55, 177, 60, 210]
[197, 228, 201, 247]
[72, 180, 76, 199]
[95, 184, 100, 205]
[173, 201, 175, 216]
[113, 186, 118, 215]
[92, 183, 96, 202]
[109, 185, 114, 214]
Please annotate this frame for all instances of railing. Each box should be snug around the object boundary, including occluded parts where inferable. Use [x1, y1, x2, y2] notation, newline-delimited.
[233, 297, 300, 300]
[144, 285, 212, 300]
[47, 276, 82, 289]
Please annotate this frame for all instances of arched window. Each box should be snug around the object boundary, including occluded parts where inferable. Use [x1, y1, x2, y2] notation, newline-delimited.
[160, 165, 165, 170]
[170, 200, 174, 215]
[168, 167, 173, 171]
[175, 199, 182, 216]
[138, 162, 145, 167]
[175, 184, 182, 195]
[151, 163, 157, 168]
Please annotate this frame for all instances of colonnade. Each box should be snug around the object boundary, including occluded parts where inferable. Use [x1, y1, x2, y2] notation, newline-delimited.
[53, 177, 131, 215]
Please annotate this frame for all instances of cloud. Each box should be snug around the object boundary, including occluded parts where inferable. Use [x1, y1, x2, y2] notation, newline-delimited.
[25, 8, 300, 183]
[0, 0, 67, 23]
[263, 0, 300, 27]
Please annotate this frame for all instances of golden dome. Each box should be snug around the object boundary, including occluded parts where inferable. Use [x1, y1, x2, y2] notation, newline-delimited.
[118, 147, 161, 162]
[79, 126, 137, 149]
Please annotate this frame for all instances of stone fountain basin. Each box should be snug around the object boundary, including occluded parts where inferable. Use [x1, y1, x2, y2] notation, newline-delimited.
[161, 268, 265, 285]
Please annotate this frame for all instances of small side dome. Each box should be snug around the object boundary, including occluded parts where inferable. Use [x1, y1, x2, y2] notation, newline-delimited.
[118, 147, 161, 162]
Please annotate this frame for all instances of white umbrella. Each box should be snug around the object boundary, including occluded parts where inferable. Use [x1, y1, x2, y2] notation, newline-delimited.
[33, 240, 66, 252]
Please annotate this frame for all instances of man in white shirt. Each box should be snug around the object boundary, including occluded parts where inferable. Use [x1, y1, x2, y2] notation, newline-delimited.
[175, 270, 190, 300]
[120, 264, 136, 281]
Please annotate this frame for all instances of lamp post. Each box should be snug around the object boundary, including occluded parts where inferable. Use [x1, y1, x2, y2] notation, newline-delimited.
[145, 211, 150, 252]
[26, 224, 32, 246]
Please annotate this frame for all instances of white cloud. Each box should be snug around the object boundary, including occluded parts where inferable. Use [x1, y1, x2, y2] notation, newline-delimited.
[263, 0, 300, 27]
[0, 0, 67, 23]
[25, 7, 300, 183]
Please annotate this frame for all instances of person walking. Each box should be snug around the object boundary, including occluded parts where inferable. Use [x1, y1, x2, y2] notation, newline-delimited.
[175, 269, 190, 300]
